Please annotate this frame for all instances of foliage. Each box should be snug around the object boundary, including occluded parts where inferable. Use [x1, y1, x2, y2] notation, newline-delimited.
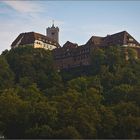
[0, 56, 14, 90]
[0, 46, 140, 138]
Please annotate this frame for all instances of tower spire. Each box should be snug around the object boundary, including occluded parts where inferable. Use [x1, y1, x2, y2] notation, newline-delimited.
[47, 20, 59, 43]
[52, 20, 54, 27]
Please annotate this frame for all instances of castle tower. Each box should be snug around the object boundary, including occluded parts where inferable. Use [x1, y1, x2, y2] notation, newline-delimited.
[46, 21, 59, 43]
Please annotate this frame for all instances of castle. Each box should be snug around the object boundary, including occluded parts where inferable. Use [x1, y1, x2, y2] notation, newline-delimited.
[11, 24, 140, 70]
[11, 23, 60, 50]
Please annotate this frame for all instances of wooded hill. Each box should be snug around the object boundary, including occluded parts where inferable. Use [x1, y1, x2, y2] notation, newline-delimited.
[0, 46, 140, 139]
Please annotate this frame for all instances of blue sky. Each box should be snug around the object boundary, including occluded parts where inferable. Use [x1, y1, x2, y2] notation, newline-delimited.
[0, 1, 140, 53]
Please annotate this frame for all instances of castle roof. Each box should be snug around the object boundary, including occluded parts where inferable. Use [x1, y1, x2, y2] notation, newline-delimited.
[86, 31, 140, 47]
[11, 32, 60, 47]
[86, 36, 103, 46]
[63, 41, 78, 48]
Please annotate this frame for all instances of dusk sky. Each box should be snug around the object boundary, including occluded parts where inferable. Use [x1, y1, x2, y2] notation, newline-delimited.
[0, 0, 140, 53]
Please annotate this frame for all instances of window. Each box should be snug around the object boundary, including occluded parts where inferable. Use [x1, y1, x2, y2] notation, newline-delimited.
[129, 38, 133, 41]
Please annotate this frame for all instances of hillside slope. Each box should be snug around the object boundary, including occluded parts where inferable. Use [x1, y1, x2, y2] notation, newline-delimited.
[0, 46, 140, 139]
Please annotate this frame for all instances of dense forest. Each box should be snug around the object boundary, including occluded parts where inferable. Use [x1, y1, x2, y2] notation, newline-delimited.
[0, 46, 140, 139]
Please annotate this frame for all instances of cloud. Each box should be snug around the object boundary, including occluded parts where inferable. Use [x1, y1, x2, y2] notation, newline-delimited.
[0, 4, 64, 53]
[2, 1, 43, 13]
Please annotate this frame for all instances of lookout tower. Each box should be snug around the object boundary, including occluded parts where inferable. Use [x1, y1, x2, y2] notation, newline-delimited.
[47, 21, 59, 43]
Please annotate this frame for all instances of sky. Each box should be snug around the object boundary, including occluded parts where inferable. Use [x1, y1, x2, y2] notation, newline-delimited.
[0, 0, 140, 53]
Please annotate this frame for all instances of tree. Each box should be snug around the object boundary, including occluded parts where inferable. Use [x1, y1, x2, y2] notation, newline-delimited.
[90, 48, 106, 74]
[25, 125, 53, 139]
[105, 84, 133, 104]
[127, 47, 138, 63]
[121, 67, 137, 85]
[105, 46, 125, 72]
[53, 126, 82, 139]
[97, 105, 117, 138]
[86, 88, 103, 107]
[0, 89, 29, 138]
[68, 77, 88, 95]
[112, 102, 140, 138]
[16, 83, 44, 102]
[0, 56, 14, 90]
